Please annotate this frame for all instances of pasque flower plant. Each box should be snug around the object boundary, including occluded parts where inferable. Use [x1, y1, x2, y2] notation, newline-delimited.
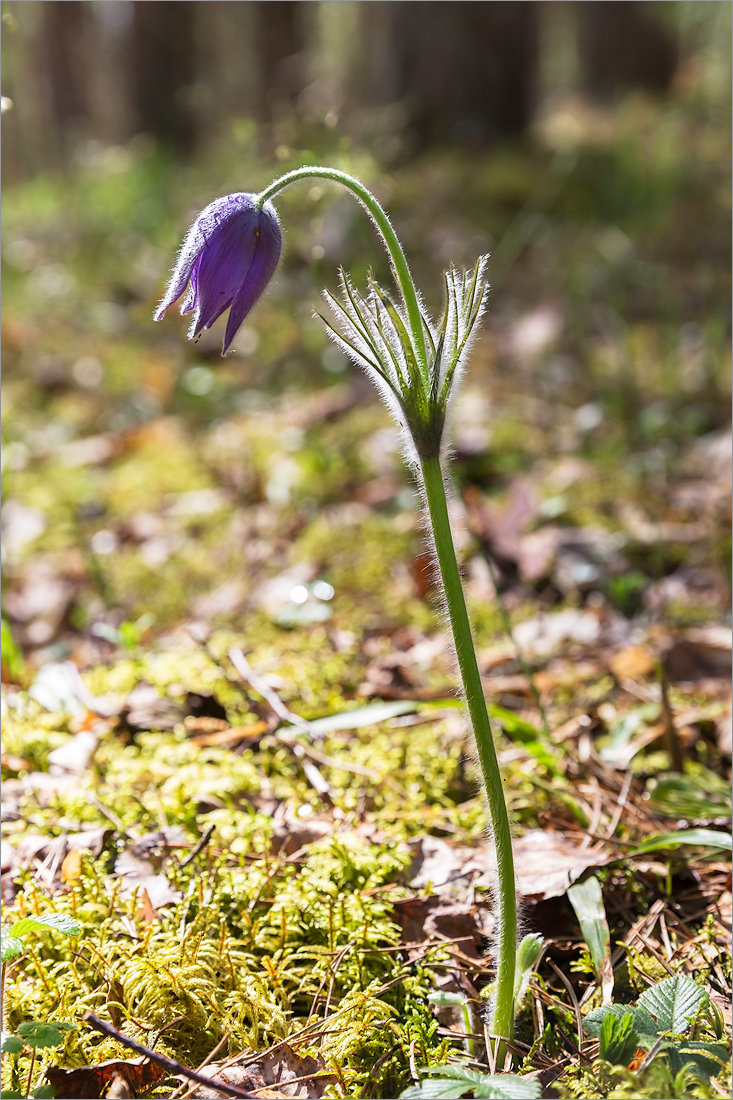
[156, 166, 519, 1056]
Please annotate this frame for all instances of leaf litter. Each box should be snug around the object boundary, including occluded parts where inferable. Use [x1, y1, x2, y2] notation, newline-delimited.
[2, 102, 732, 1098]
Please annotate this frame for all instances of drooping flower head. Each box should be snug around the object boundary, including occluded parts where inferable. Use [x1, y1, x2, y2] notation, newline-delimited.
[154, 193, 282, 354]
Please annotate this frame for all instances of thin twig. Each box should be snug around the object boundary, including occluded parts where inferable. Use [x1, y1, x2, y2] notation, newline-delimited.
[171, 1033, 230, 1100]
[179, 825, 216, 869]
[603, 771, 633, 839]
[658, 660, 683, 773]
[228, 647, 321, 739]
[83, 1014, 258, 1099]
[358, 1043, 400, 1099]
[546, 959, 584, 1057]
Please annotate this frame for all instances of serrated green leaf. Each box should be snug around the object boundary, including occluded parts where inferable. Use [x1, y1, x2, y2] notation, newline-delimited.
[1, 1035, 24, 1054]
[584, 1003, 658, 1039]
[599, 1012, 640, 1065]
[8, 914, 81, 941]
[0, 935, 25, 962]
[400, 1083, 468, 1100]
[400, 1066, 541, 1100]
[637, 975, 707, 1035]
[16, 1021, 75, 1049]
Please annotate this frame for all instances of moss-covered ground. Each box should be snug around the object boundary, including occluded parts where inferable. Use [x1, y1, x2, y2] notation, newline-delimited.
[1, 78, 731, 1099]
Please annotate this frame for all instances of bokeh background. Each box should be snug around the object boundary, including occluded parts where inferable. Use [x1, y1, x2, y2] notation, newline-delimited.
[1, 0, 731, 662]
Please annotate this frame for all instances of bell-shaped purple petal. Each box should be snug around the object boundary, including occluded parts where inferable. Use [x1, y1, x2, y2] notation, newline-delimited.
[223, 208, 282, 353]
[154, 193, 282, 354]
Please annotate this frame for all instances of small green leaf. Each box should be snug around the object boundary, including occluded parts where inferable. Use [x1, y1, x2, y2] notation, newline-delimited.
[16, 1021, 75, 1050]
[636, 975, 707, 1035]
[485, 705, 543, 741]
[8, 914, 81, 941]
[30, 1087, 57, 1099]
[428, 991, 467, 1007]
[1, 935, 25, 962]
[629, 829, 732, 854]
[664, 1040, 729, 1083]
[567, 875, 611, 983]
[599, 1013, 640, 1065]
[1, 1035, 24, 1054]
[1, 1090, 25, 1098]
[648, 772, 731, 821]
[297, 700, 418, 736]
[584, 1003, 658, 1039]
[400, 1066, 541, 1100]
[514, 934, 544, 1008]
[600, 704, 659, 764]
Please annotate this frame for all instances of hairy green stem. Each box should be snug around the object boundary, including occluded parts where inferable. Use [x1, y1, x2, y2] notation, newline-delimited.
[262, 165, 517, 1054]
[257, 166, 429, 374]
[420, 454, 517, 1047]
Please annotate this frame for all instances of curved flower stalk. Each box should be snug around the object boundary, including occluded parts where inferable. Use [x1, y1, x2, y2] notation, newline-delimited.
[156, 166, 517, 1057]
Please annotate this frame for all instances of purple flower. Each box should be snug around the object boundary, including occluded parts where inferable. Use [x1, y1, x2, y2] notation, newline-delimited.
[155, 193, 282, 355]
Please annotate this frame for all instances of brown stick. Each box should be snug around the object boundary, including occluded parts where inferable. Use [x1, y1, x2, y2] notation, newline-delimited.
[83, 1014, 258, 1099]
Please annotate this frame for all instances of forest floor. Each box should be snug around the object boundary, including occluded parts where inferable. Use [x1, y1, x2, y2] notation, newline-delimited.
[1, 91, 731, 1100]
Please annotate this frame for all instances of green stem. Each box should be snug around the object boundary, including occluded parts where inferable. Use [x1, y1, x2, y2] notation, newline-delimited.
[257, 166, 428, 375]
[420, 454, 517, 1048]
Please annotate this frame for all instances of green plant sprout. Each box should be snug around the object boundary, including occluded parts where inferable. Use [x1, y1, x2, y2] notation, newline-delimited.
[428, 991, 477, 1058]
[156, 166, 518, 1058]
[584, 974, 728, 1087]
[1, 914, 81, 1100]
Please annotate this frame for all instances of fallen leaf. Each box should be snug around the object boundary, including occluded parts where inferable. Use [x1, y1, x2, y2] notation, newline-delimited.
[47, 1057, 165, 1099]
[392, 894, 494, 960]
[114, 828, 187, 908]
[187, 1043, 335, 1098]
[3, 560, 76, 646]
[663, 626, 732, 682]
[608, 645, 656, 682]
[512, 608, 602, 657]
[510, 831, 607, 900]
[47, 730, 99, 775]
[61, 849, 83, 882]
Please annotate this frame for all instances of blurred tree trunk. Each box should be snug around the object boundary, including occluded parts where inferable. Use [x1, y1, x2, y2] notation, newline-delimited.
[358, 1, 539, 146]
[131, 0, 196, 150]
[42, 0, 91, 159]
[577, 1, 679, 98]
[253, 1, 307, 119]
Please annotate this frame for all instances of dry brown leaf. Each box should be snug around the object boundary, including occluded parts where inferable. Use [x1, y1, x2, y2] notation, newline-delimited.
[608, 644, 656, 682]
[409, 831, 606, 902]
[663, 626, 732, 682]
[392, 894, 494, 959]
[47, 1057, 165, 1099]
[187, 1043, 335, 1098]
[61, 848, 83, 882]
